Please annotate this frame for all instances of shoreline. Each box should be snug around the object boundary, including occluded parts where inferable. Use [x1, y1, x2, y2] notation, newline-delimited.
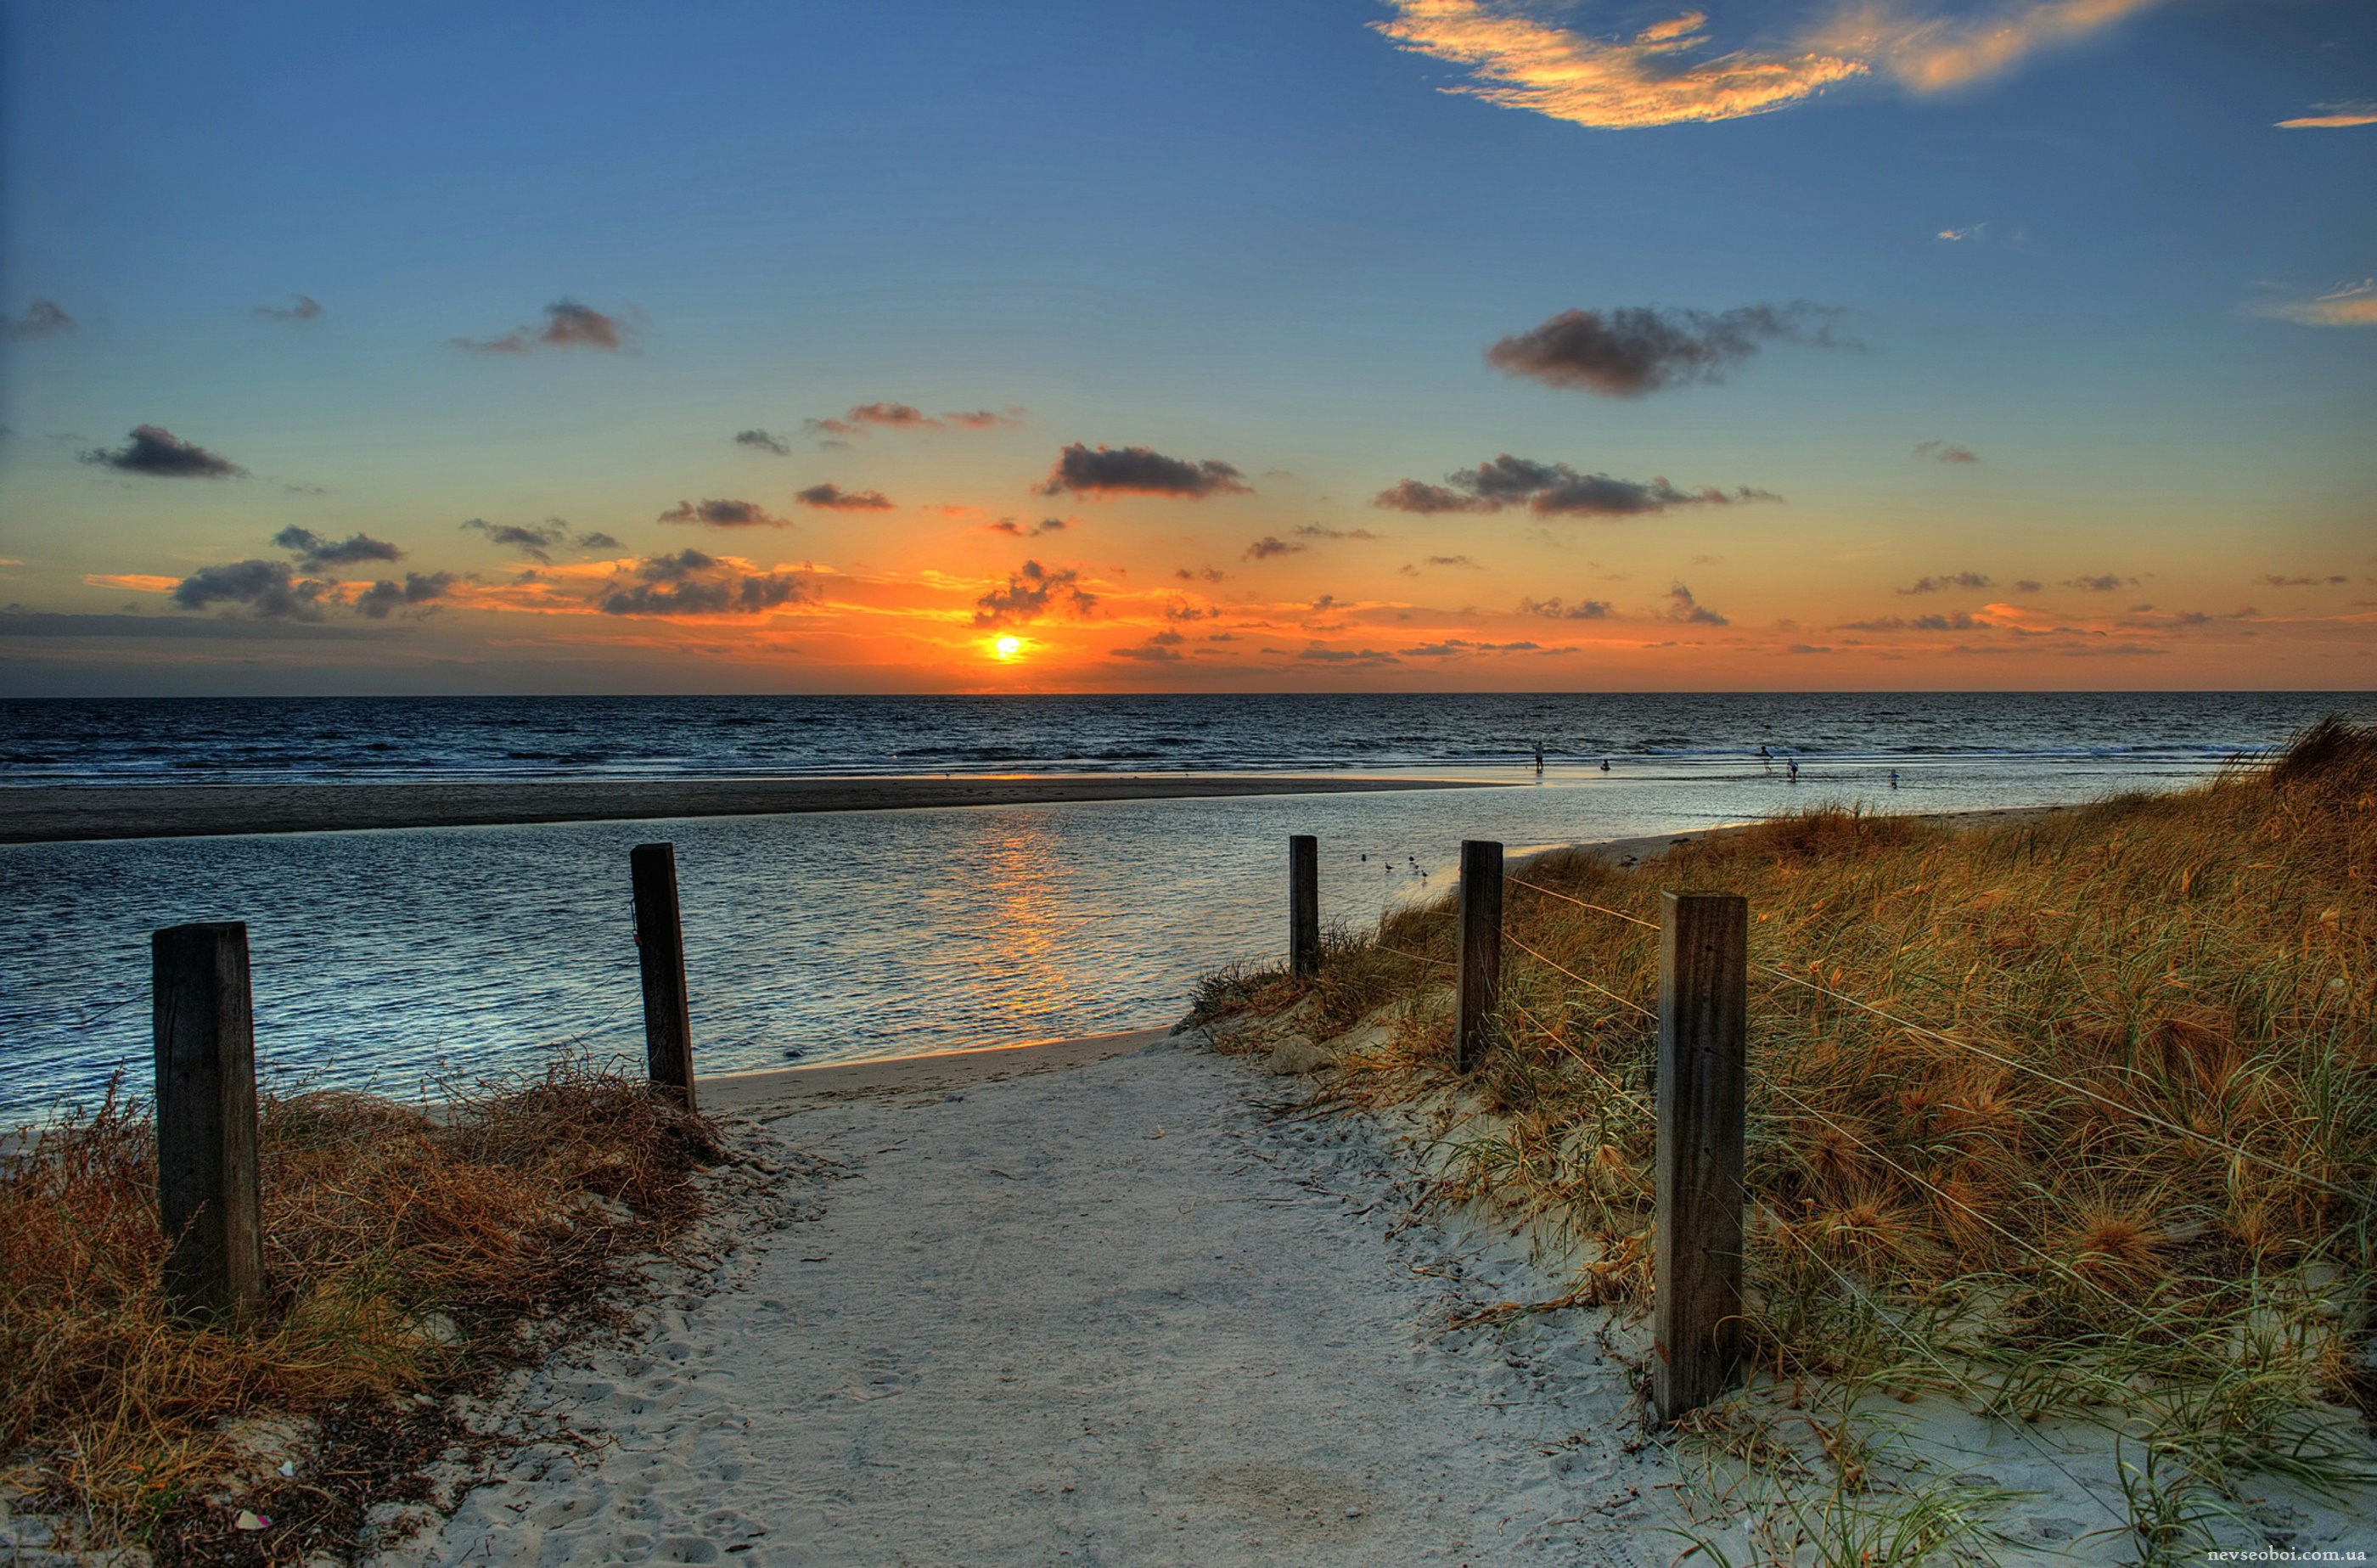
[0, 773, 1498, 846]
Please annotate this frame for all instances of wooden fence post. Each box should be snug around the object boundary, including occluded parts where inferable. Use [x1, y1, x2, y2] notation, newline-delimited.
[630, 843, 697, 1111]
[153, 921, 267, 1326]
[1454, 840, 1503, 1072]
[1289, 835, 1320, 980]
[1654, 890, 1748, 1425]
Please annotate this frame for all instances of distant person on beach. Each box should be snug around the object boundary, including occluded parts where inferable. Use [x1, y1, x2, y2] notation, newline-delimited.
[1890, 769, 1899, 789]
[1787, 757, 1800, 782]
[1599, 758, 1610, 773]
[1532, 743, 1543, 773]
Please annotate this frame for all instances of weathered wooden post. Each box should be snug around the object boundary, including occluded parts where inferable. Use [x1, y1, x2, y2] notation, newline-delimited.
[1454, 840, 1503, 1072]
[630, 842, 697, 1111]
[1289, 835, 1320, 980]
[1654, 890, 1749, 1425]
[153, 922, 268, 1326]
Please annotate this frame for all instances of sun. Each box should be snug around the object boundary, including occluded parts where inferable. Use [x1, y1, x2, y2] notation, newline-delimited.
[993, 635, 1023, 660]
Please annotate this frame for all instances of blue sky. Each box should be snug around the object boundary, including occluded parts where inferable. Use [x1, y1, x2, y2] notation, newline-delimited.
[2, 0, 2371, 694]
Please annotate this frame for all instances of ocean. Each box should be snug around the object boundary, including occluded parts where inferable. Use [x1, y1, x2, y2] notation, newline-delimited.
[3, 691, 2367, 1122]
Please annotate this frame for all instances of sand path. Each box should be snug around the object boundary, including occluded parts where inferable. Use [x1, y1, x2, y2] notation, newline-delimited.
[382, 1035, 1671, 1567]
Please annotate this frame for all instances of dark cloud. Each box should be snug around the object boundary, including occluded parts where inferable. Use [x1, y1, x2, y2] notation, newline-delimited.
[1110, 630, 1188, 662]
[171, 560, 334, 620]
[1293, 525, 1381, 540]
[1519, 596, 1612, 620]
[1291, 643, 1399, 666]
[1914, 440, 1979, 464]
[794, 483, 894, 512]
[1369, 480, 1494, 514]
[7, 300, 73, 340]
[1897, 571, 1992, 595]
[974, 560, 1097, 628]
[1176, 566, 1226, 583]
[1035, 444, 1251, 499]
[595, 549, 812, 617]
[806, 403, 1024, 437]
[1485, 302, 1849, 397]
[352, 572, 456, 619]
[1244, 537, 1306, 561]
[944, 408, 1026, 430]
[255, 295, 322, 323]
[1163, 598, 1221, 622]
[452, 298, 632, 353]
[1374, 454, 1779, 518]
[1662, 583, 1728, 627]
[2257, 573, 2349, 587]
[463, 517, 614, 562]
[2065, 574, 2133, 593]
[1396, 639, 1543, 657]
[80, 424, 244, 479]
[988, 516, 1068, 536]
[272, 525, 402, 571]
[1400, 555, 1481, 575]
[661, 497, 792, 528]
[1840, 612, 1984, 632]
[736, 429, 791, 456]
[2015, 579, 2043, 593]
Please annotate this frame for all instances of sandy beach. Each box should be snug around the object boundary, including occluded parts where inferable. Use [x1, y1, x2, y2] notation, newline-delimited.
[368, 1031, 1676, 1568]
[0, 774, 1499, 845]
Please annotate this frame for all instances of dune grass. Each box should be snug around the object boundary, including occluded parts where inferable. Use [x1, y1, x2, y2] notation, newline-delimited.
[1195, 717, 2377, 1559]
[0, 1054, 721, 1564]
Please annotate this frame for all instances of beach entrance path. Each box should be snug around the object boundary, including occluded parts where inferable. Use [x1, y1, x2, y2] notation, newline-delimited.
[383, 1035, 1669, 1567]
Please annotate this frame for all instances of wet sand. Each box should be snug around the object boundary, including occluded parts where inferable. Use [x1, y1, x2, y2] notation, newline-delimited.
[0, 773, 1497, 845]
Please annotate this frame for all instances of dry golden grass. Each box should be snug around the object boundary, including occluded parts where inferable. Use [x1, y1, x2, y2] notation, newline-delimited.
[0, 1053, 721, 1562]
[1201, 717, 2377, 1528]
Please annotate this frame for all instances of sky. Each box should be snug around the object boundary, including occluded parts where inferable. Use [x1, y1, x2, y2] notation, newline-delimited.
[1, 0, 2371, 695]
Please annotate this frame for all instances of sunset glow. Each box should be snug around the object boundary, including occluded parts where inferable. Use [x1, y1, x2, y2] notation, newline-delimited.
[1, 3, 2369, 695]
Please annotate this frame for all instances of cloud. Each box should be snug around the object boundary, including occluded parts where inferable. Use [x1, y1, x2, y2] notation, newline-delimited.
[1245, 537, 1307, 561]
[1936, 224, 1987, 241]
[1163, 598, 1221, 622]
[1897, 570, 1992, 595]
[462, 517, 616, 563]
[1291, 642, 1400, 666]
[2015, 578, 2043, 593]
[1176, 566, 1227, 582]
[1400, 555, 1481, 575]
[6, 299, 73, 340]
[171, 559, 334, 620]
[1035, 443, 1251, 498]
[1663, 582, 1728, 626]
[0, 610, 387, 641]
[1914, 440, 1980, 463]
[272, 525, 402, 570]
[2257, 573, 2349, 587]
[944, 407, 1026, 430]
[1111, 630, 1188, 662]
[736, 429, 791, 455]
[1373, 0, 2171, 131]
[2065, 573, 2132, 592]
[254, 295, 322, 323]
[352, 572, 456, 619]
[1397, 638, 1543, 657]
[2277, 103, 2377, 129]
[1374, 453, 1780, 517]
[987, 516, 1069, 537]
[1293, 524, 1382, 540]
[661, 497, 794, 528]
[1486, 303, 1847, 396]
[452, 298, 632, 353]
[1840, 610, 1984, 631]
[595, 549, 812, 618]
[791, 483, 893, 512]
[80, 424, 244, 478]
[974, 560, 1097, 627]
[2251, 279, 2377, 328]
[1519, 595, 1613, 619]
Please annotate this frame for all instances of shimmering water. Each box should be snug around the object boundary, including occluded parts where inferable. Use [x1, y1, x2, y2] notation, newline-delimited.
[3, 692, 2367, 1122]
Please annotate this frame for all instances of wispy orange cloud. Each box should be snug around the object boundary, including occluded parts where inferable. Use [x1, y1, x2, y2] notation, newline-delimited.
[1374, 0, 2171, 131]
[2251, 280, 2377, 328]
